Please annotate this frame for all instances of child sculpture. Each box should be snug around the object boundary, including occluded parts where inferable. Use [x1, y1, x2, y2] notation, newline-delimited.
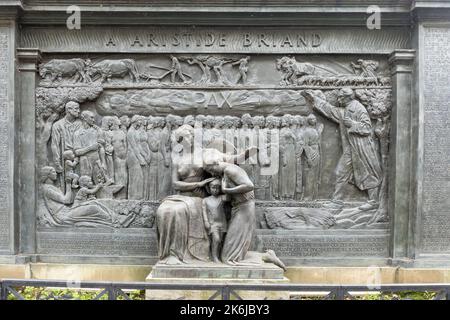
[202, 178, 229, 263]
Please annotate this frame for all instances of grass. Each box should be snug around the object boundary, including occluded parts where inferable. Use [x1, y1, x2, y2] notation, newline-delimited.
[6, 287, 441, 300]
[6, 287, 145, 300]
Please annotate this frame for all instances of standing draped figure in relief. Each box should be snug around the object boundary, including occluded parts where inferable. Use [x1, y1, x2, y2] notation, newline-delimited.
[222, 116, 237, 154]
[252, 116, 270, 199]
[232, 116, 241, 151]
[99, 116, 115, 182]
[302, 88, 382, 211]
[155, 117, 170, 200]
[73, 111, 105, 185]
[37, 108, 59, 166]
[51, 101, 82, 188]
[138, 116, 151, 199]
[238, 114, 255, 181]
[211, 116, 225, 141]
[127, 115, 147, 200]
[279, 114, 296, 200]
[302, 114, 324, 201]
[146, 117, 160, 200]
[266, 116, 281, 200]
[202, 115, 215, 148]
[154, 117, 171, 199]
[119, 115, 131, 133]
[160, 114, 179, 195]
[110, 116, 128, 199]
[293, 115, 306, 200]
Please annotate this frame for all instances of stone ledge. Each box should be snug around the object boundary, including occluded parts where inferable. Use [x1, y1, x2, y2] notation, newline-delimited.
[3, 264, 450, 284]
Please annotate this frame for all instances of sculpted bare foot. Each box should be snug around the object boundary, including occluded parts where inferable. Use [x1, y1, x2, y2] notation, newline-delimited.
[165, 256, 183, 265]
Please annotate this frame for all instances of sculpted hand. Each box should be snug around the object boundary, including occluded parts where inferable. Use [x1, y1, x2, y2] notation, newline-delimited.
[199, 177, 215, 187]
[204, 221, 211, 231]
[89, 143, 100, 151]
[55, 163, 63, 173]
[245, 146, 259, 159]
[48, 112, 59, 123]
[343, 118, 353, 128]
[301, 90, 315, 103]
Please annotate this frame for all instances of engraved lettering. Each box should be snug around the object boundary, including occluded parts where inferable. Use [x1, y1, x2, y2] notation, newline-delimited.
[258, 34, 270, 47]
[131, 36, 144, 47]
[205, 33, 215, 47]
[243, 33, 252, 47]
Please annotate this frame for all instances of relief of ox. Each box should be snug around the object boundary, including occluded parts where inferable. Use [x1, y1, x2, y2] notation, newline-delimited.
[86, 59, 140, 83]
[39, 58, 89, 83]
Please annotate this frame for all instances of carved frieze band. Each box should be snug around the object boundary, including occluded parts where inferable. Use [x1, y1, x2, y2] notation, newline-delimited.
[21, 26, 410, 54]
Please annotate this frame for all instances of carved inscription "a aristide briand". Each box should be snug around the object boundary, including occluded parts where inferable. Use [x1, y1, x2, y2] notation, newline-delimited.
[106, 32, 323, 49]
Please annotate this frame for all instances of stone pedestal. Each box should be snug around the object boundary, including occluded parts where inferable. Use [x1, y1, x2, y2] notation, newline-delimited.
[145, 252, 290, 300]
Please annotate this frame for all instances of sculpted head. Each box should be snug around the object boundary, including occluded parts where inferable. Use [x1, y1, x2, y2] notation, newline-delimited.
[166, 114, 180, 128]
[281, 114, 292, 127]
[207, 178, 222, 196]
[232, 116, 241, 128]
[214, 116, 225, 128]
[111, 116, 120, 130]
[79, 175, 94, 188]
[265, 116, 275, 128]
[307, 114, 317, 126]
[40, 166, 57, 183]
[130, 115, 143, 128]
[183, 115, 195, 127]
[241, 114, 252, 127]
[337, 87, 355, 107]
[252, 116, 265, 128]
[203, 148, 225, 175]
[172, 124, 194, 145]
[119, 115, 130, 129]
[174, 115, 184, 127]
[101, 116, 112, 130]
[65, 101, 80, 119]
[223, 116, 234, 128]
[195, 114, 206, 125]
[81, 111, 96, 126]
[205, 115, 215, 128]
[295, 115, 305, 127]
[146, 116, 155, 130]
[63, 150, 76, 161]
[157, 117, 166, 128]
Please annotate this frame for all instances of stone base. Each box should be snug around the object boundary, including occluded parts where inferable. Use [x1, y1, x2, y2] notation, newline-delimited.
[145, 277, 290, 300]
[146, 252, 289, 300]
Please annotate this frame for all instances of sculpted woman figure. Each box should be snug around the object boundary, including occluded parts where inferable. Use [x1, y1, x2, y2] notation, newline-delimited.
[203, 149, 256, 265]
[40, 166, 115, 227]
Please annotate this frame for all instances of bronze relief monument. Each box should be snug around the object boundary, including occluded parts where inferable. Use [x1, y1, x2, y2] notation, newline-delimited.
[31, 51, 394, 270]
[0, 1, 448, 291]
